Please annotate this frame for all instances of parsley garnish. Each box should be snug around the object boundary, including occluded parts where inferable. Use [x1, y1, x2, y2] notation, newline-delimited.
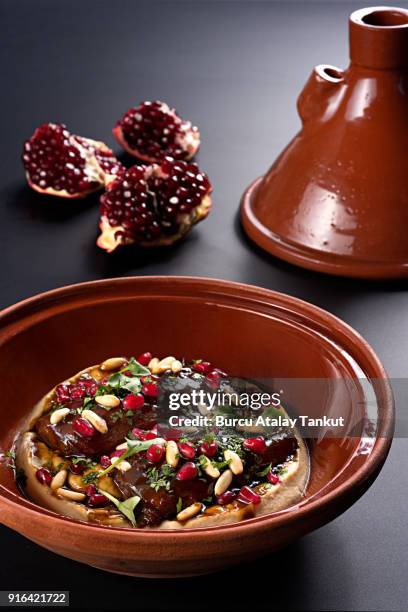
[71, 456, 97, 468]
[88, 438, 164, 482]
[146, 464, 176, 492]
[257, 463, 272, 477]
[119, 357, 150, 377]
[99, 489, 140, 526]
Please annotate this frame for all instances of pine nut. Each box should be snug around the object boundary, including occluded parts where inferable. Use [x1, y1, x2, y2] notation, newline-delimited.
[177, 502, 202, 522]
[82, 409, 108, 434]
[214, 469, 233, 496]
[100, 357, 127, 371]
[201, 455, 220, 479]
[95, 394, 120, 409]
[50, 469, 67, 490]
[115, 460, 132, 472]
[166, 440, 179, 468]
[157, 356, 176, 372]
[171, 360, 183, 373]
[115, 442, 128, 450]
[50, 407, 70, 425]
[224, 450, 244, 475]
[56, 488, 86, 501]
[148, 357, 160, 374]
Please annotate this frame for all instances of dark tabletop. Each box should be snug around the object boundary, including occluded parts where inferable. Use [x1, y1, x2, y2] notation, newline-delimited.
[1, 1, 407, 610]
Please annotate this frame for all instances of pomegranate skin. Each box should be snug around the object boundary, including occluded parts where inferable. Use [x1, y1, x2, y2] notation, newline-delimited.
[97, 159, 212, 252]
[113, 100, 200, 163]
[22, 123, 122, 199]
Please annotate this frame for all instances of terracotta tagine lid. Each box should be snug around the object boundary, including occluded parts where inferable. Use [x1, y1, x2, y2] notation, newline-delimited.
[241, 6, 408, 278]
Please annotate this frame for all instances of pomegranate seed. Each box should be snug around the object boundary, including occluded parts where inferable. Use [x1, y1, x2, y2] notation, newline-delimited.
[237, 486, 261, 505]
[70, 463, 84, 475]
[146, 444, 165, 463]
[242, 437, 267, 454]
[178, 441, 196, 459]
[131, 427, 144, 439]
[217, 490, 237, 505]
[199, 440, 218, 458]
[205, 370, 221, 389]
[267, 472, 280, 485]
[142, 382, 159, 398]
[213, 368, 228, 377]
[55, 384, 70, 403]
[138, 430, 157, 441]
[100, 455, 111, 468]
[137, 352, 152, 366]
[88, 493, 108, 507]
[86, 484, 97, 496]
[72, 417, 95, 438]
[70, 386, 87, 400]
[35, 468, 52, 486]
[123, 393, 145, 411]
[110, 449, 125, 459]
[176, 462, 198, 480]
[192, 361, 212, 374]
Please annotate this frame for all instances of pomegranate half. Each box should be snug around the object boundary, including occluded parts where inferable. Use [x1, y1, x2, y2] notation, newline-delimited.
[113, 100, 200, 163]
[22, 123, 123, 199]
[97, 157, 212, 252]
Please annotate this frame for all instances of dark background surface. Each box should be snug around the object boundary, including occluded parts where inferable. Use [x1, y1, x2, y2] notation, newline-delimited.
[1, 1, 407, 610]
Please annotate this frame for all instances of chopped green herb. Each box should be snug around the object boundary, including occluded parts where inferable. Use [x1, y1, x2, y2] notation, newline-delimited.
[211, 458, 230, 470]
[146, 464, 176, 492]
[120, 357, 150, 377]
[108, 372, 142, 395]
[71, 456, 97, 468]
[83, 397, 94, 408]
[110, 409, 125, 423]
[257, 463, 272, 477]
[99, 489, 140, 526]
[94, 438, 165, 480]
[82, 471, 99, 484]
[223, 436, 245, 458]
[201, 496, 213, 505]
[176, 497, 183, 513]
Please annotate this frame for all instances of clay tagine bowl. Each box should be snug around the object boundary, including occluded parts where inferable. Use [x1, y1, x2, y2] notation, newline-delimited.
[0, 277, 394, 577]
[241, 6, 408, 279]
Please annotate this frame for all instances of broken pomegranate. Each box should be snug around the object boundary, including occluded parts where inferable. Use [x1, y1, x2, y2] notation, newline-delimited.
[97, 157, 212, 251]
[22, 123, 123, 198]
[113, 100, 200, 163]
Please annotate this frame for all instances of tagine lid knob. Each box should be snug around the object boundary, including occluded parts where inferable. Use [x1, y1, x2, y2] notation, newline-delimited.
[350, 6, 408, 69]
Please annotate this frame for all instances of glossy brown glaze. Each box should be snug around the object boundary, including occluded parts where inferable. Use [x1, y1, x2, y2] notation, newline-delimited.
[0, 277, 394, 576]
[241, 6, 408, 278]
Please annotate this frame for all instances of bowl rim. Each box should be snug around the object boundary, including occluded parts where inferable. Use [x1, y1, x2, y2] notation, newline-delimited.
[0, 275, 394, 540]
